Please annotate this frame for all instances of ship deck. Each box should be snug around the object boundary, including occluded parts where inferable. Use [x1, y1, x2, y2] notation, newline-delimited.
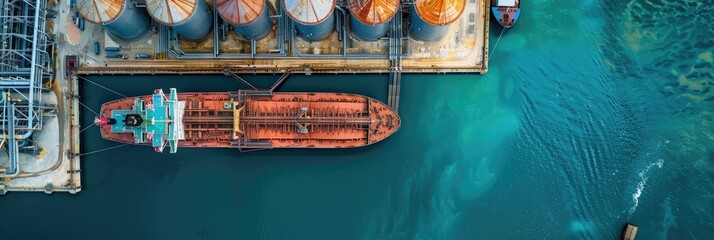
[99, 91, 400, 150]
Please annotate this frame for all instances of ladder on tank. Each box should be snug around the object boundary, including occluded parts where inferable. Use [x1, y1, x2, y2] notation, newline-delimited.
[387, 8, 404, 112]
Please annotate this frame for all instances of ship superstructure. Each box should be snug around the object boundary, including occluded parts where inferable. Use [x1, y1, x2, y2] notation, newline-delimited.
[96, 89, 399, 152]
[95, 88, 185, 153]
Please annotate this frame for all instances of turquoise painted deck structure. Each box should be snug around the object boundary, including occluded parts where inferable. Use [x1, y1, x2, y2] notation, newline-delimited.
[109, 89, 184, 153]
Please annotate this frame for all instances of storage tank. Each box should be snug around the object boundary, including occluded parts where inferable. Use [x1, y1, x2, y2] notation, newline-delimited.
[410, 0, 465, 41]
[146, 0, 213, 40]
[349, 0, 399, 41]
[76, 0, 150, 40]
[284, 0, 336, 41]
[216, 0, 272, 40]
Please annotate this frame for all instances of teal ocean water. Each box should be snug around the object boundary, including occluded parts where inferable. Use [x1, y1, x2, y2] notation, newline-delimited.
[2, 0, 713, 239]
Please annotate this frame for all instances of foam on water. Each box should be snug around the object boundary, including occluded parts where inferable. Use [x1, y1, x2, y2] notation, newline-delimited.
[629, 158, 664, 216]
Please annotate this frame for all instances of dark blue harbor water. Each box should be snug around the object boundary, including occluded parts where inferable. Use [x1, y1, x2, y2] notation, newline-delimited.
[2, 0, 713, 239]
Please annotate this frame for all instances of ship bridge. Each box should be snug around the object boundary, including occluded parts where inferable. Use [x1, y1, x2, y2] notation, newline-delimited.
[108, 88, 185, 153]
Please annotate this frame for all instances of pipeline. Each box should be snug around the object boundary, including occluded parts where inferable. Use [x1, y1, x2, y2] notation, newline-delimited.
[0, 80, 32, 87]
[3, 101, 20, 177]
[0, 95, 41, 177]
[0, 130, 34, 140]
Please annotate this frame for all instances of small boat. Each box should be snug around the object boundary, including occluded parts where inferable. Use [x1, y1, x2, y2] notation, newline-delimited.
[492, 0, 521, 28]
[622, 224, 638, 240]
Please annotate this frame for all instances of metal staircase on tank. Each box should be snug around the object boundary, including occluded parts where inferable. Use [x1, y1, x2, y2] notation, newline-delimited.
[387, 6, 405, 112]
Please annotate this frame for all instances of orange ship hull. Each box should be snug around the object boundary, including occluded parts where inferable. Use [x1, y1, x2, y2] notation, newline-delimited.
[99, 91, 400, 149]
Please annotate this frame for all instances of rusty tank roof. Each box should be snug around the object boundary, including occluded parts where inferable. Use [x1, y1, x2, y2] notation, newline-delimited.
[349, 0, 399, 25]
[215, 0, 266, 25]
[76, 0, 124, 24]
[413, 0, 465, 26]
[283, 0, 336, 25]
[145, 0, 199, 25]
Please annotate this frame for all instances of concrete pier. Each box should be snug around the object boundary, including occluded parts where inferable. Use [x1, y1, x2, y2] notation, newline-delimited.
[67, 0, 489, 113]
[70, 0, 489, 74]
[2, 0, 489, 194]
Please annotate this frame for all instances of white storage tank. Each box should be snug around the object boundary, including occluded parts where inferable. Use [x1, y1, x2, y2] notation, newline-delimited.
[145, 0, 214, 40]
[284, 0, 336, 41]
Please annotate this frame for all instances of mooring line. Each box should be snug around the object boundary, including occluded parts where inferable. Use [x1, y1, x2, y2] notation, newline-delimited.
[76, 144, 130, 157]
[490, 27, 508, 59]
[79, 124, 94, 133]
[77, 75, 128, 98]
[77, 100, 99, 116]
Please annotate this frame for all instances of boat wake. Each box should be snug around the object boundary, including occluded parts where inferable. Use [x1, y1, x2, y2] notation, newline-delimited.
[629, 158, 664, 216]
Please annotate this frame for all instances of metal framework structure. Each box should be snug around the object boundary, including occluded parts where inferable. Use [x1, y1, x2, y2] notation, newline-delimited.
[0, 0, 54, 176]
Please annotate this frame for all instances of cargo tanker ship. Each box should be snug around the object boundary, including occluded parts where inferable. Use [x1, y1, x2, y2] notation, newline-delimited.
[95, 88, 400, 153]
